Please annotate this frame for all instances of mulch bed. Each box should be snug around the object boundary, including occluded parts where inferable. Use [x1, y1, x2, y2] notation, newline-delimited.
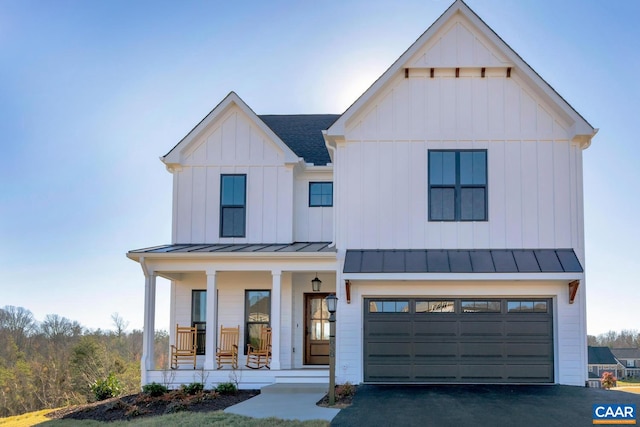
[46, 389, 259, 422]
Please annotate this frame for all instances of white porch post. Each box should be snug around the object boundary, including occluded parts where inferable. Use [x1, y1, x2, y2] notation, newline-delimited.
[204, 269, 217, 370]
[141, 270, 156, 386]
[271, 270, 282, 370]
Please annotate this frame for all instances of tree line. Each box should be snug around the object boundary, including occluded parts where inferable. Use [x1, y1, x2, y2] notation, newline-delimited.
[0, 305, 168, 417]
[587, 329, 640, 348]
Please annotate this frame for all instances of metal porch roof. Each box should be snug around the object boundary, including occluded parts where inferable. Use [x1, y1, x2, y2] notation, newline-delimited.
[343, 249, 583, 274]
[129, 242, 336, 255]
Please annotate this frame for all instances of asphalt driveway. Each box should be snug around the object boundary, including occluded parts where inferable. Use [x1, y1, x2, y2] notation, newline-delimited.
[331, 385, 640, 427]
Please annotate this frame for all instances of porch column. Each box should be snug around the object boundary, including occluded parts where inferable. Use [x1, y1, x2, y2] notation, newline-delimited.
[141, 270, 156, 385]
[204, 269, 217, 370]
[271, 270, 282, 370]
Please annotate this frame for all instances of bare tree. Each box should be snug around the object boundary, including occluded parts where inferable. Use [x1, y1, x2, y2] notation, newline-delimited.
[0, 306, 37, 350]
[111, 313, 129, 338]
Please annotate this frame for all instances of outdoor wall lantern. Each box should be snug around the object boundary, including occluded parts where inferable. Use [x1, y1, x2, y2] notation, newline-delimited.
[311, 275, 322, 292]
[325, 293, 338, 405]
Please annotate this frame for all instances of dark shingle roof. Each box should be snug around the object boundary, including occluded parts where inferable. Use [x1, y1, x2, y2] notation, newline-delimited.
[611, 348, 640, 360]
[588, 346, 618, 365]
[344, 249, 583, 274]
[259, 115, 339, 166]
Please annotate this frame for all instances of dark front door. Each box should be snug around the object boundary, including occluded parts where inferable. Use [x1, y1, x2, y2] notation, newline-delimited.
[305, 293, 330, 365]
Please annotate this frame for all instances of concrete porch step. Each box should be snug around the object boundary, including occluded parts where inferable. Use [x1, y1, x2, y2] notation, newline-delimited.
[261, 383, 329, 394]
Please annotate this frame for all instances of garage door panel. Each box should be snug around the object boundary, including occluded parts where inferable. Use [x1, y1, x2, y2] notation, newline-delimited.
[366, 342, 412, 358]
[413, 319, 458, 336]
[364, 298, 553, 383]
[414, 364, 459, 381]
[505, 364, 553, 381]
[459, 342, 503, 358]
[459, 321, 504, 336]
[505, 342, 552, 358]
[459, 364, 504, 380]
[414, 342, 457, 357]
[367, 364, 412, 381]
[505, 320, 551, 336]
[366, 320, 411, 337]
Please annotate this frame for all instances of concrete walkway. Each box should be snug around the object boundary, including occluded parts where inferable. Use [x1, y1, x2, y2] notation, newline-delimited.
[224, 383, 341, 422]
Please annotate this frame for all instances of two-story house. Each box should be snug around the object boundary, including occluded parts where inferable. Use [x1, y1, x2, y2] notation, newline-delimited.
[128, 0, 596, 388]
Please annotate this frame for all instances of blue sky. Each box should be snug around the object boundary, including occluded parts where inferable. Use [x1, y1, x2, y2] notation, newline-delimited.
[1, 0, 637, 335]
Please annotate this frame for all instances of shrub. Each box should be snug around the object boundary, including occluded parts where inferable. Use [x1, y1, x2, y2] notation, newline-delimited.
[335, 382, 356, 398]
[601, 371, 617, 390]
[216, 382, 237, 395]
[142, 382, 169, 397]
[181, 382, 204, 395]
[91, 373, 123, 401]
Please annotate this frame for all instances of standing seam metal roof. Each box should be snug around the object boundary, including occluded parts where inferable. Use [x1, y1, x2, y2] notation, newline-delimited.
[343, 249, 583, 273]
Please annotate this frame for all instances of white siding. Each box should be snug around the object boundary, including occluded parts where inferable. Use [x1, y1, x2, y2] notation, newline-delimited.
[293, 170, 333, 242]
[339, 67, 582, 254]
[173, 105, 295, 243]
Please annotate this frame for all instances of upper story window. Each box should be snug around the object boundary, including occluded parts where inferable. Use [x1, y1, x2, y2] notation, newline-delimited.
[428, 150, 487, 221]
[309, 182, 333, 207]
[220, 174, 246, 237]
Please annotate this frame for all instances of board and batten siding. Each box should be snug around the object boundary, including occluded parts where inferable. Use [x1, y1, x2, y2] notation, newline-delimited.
[171, 105, 294, 244]
[337, 68, 585, 263]
[293, 171, 333, 242]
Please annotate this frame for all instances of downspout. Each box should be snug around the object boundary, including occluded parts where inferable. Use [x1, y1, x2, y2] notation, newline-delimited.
[323, 131, 337, 248]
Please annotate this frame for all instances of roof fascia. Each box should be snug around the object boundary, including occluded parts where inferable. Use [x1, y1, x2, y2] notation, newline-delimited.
[127, 250, 336, 263]
[327, 0, 596, 146]
[162, 92, 301, 166]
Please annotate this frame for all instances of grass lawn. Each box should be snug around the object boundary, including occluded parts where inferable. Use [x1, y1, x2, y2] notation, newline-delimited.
[614, 379, 640, 394]
[0, 408, 62, 427]
[2, 411, 330, 427]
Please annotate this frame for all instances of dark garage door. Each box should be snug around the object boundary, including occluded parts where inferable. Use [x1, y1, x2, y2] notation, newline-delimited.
[363, 298, 553, 383]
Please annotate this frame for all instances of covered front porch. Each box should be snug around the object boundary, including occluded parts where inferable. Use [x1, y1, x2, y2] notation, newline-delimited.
[128, 243, 337, 389]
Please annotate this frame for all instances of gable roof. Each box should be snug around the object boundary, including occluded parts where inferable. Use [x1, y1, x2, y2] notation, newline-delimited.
[326, 0, 596, 146]
[611, 348, 640, 360]
[162, 92, 301, 166]
[260, 115, 338, 166]
[588, 346, 618, 365]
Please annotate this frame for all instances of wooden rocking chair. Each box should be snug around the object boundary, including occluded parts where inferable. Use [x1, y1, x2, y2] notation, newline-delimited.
[246, 326, 272, 369]
[170, 325, 197, 369]
[216, 325, 239, 369]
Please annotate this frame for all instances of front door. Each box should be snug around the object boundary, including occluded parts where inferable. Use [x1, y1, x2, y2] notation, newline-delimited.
[305, 293, 330, 365]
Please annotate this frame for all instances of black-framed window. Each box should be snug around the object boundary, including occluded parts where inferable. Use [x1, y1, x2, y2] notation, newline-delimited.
[461, 300, 501, 313]
[368, 300, 409, 313]
[416, 300, 455, 313]
[220, 174, 246, 237]
[192, 290, 206, 355]
[245, 290, 270, 354]
[507, 300, 548, 313]
[309, 182, 333, 207]
[429, 150, 487, 221]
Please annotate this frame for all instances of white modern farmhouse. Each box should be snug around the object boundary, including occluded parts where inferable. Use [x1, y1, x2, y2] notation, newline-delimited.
[128, 0, 596, 388]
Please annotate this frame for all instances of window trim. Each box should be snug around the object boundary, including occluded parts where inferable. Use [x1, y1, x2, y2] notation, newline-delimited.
[220, 174, 247, 238]
[428, 149, 488, 222]
[309, 182, 333, 207]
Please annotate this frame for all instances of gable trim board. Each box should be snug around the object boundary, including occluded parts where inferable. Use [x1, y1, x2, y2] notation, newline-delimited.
[162, 92, 302, 167]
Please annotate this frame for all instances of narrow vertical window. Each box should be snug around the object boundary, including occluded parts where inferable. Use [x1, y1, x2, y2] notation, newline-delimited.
[192, 290, 206, 355]
[245, 290, 270, 354]
[220, 174, 246, 237]
[428, 150, 487, 221]
[309, 182, 333, 207]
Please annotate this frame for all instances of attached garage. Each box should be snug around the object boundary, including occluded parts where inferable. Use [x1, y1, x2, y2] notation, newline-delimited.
[363, 298, 553, 383]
